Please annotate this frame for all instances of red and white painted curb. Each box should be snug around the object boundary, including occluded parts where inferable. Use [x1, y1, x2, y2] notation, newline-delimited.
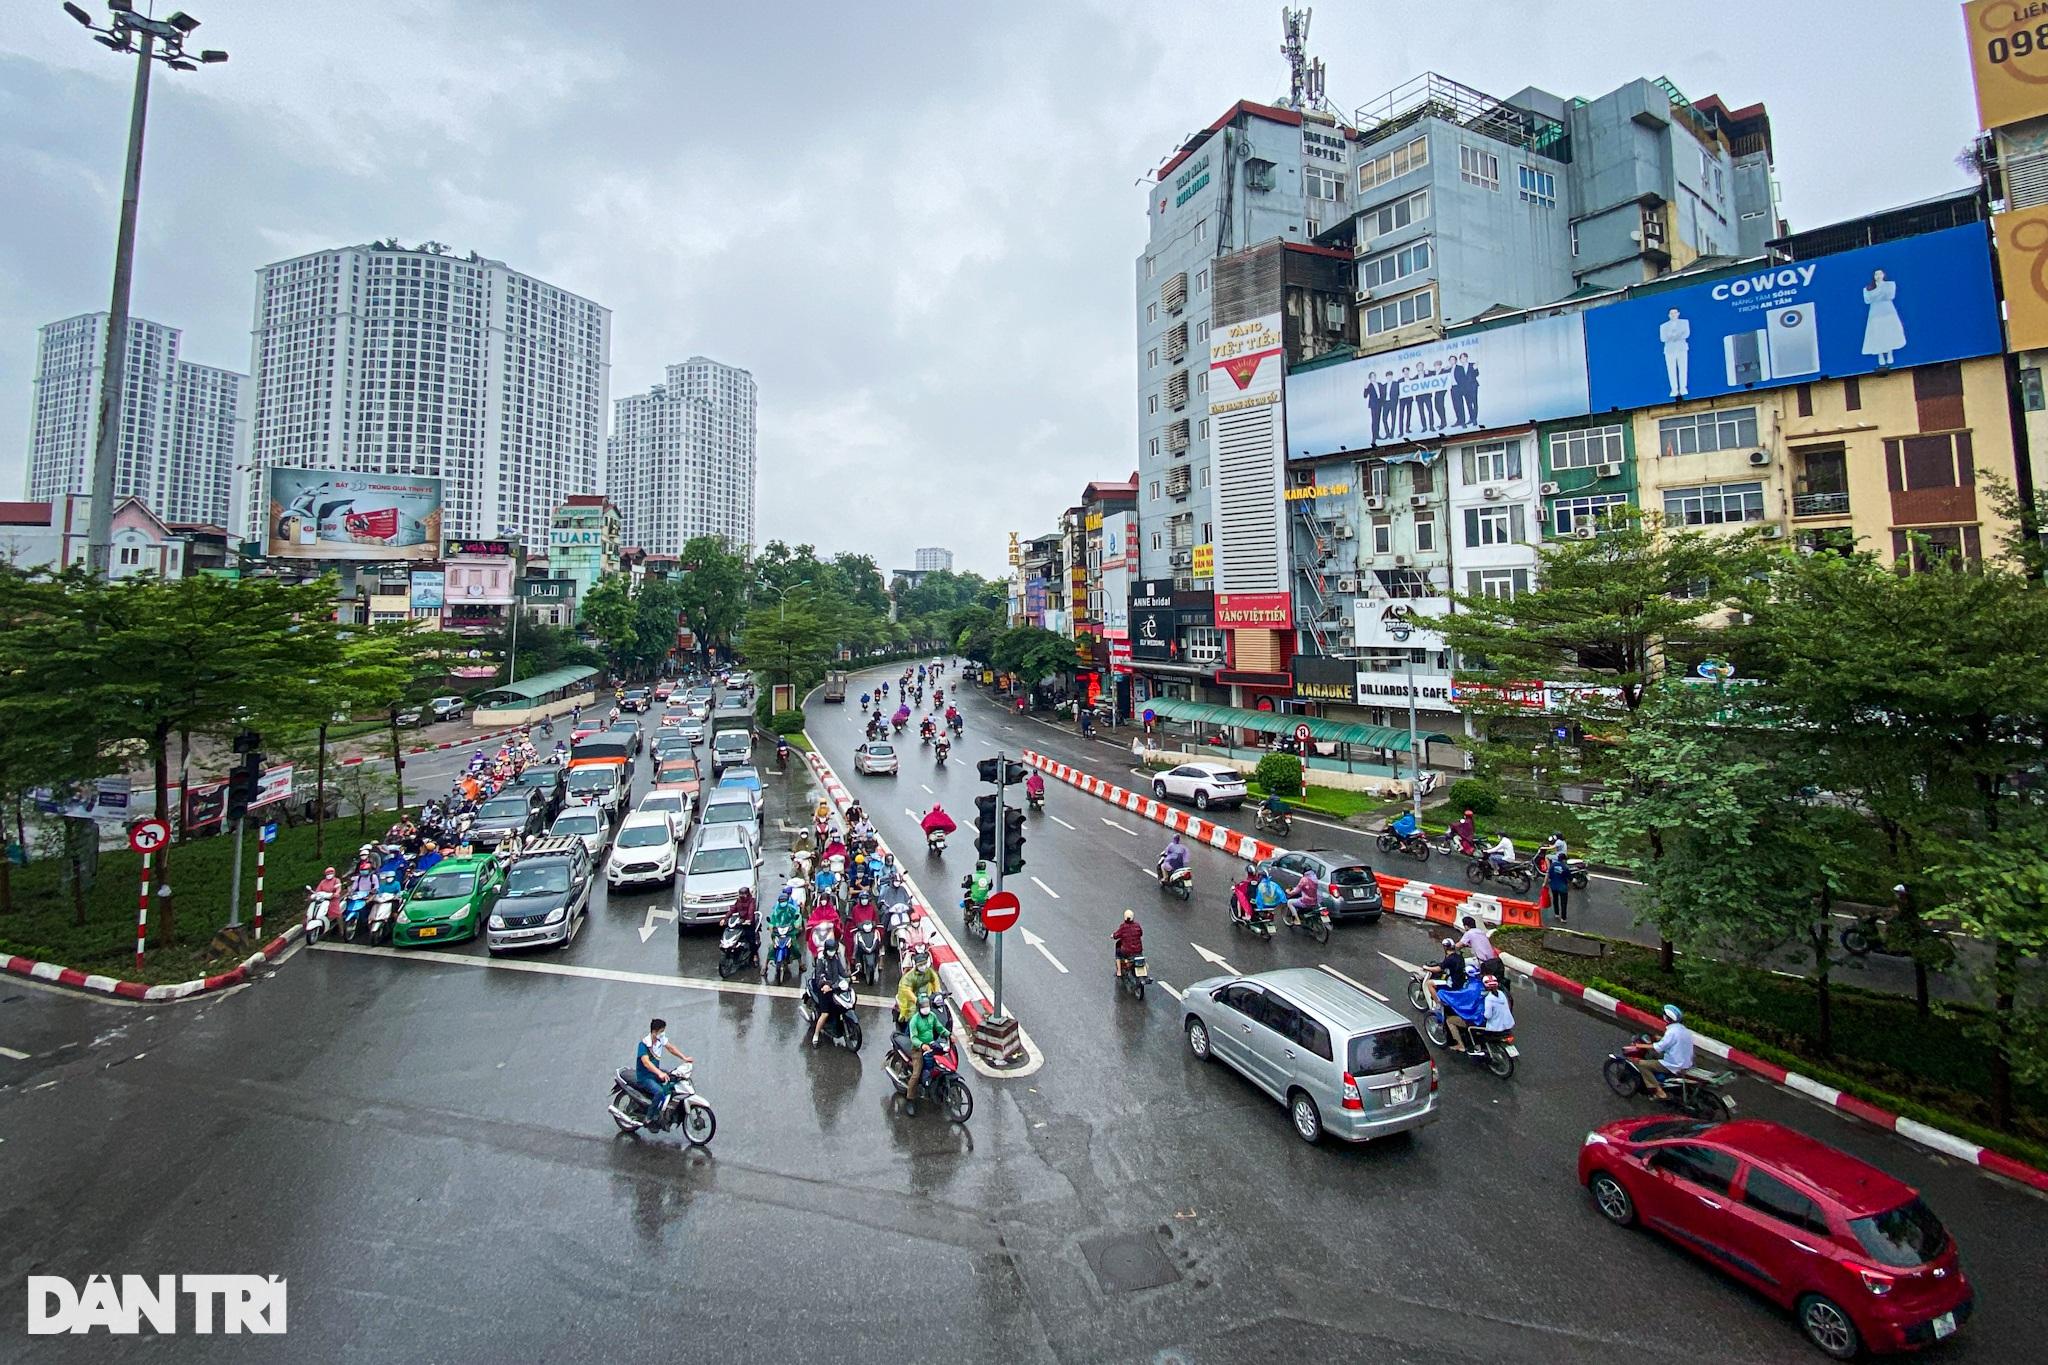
[1020, 750, 1544, 930]
[1509, 953, 2048, 1195]
[2, 925, 304, 1005]
[334, 724, 533, 770]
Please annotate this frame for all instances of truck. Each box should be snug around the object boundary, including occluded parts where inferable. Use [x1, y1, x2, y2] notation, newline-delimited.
[709, 703, 754, 746]
[822, 670, 848, 703]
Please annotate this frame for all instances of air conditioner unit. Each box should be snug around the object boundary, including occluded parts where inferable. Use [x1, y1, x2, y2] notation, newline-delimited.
[1363, 495, 1386, 511]
[1573, 525, 1597, 540]
[1334, 575, 1359, 593]
[1763, 524, 1785, 539]
[1355, 287, 1376, 302]
[1747, 449, 1772, 467]
[1596, 462, 1622, 478]
[1332, 523, 1355, 539]
[1539, 481, 1561, 495]
[1482, 485, 1505, 501]
[1393, 553, 1413, 567]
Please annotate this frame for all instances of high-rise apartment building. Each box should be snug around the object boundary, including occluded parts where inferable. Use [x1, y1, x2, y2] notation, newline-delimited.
[244, 241, 611, 550]
[26, 312, 248, 527]
[914, 546, 953, 572]
[607, 357, 757, 556]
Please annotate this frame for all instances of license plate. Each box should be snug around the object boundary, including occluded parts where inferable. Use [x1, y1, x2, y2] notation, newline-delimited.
[1933, 1312, 1956, 1340]
[1388, 1083, 1416, 1105]
[418, 926, 439, 938]
[1504, 1044, 1519, 1057]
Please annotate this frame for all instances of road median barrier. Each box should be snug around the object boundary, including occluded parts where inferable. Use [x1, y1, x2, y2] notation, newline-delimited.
[2, 925, 303, 1004]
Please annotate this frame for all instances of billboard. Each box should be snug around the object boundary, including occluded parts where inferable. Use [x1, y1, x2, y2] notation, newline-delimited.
[1996, 205, 2048, 350]
[410, 570, 445, 610]
[265, 469, 443, 561]
[1584, 224, 2003, 411]
[1963, 0, 2048, 129]
[1286, 313, 1590, 460]
[1214, 591, 1292, 630]
[1130, 579, 1177, 662]
[1100, 512, 1133, 639]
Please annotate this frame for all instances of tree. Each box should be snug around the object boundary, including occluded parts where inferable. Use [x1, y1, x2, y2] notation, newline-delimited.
[0, 569, 103, 913]
[738, 589, 835, 690]
[282, 625, 421, 859]
[674, 536, 750, 653]
[477, 618, 600, 683]
[954, 606, 1002, 664]
[580, 575, 637, 672]
[992, 626, 1079, 687]
[1927, 815, 2048, 1127]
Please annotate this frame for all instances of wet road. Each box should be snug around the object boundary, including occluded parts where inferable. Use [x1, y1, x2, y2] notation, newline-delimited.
[1, 670, 2041, 1363]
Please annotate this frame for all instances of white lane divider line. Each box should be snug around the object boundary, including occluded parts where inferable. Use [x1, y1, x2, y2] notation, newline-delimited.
[1101, 817, 1138, 836]
[1019, 928, 1069, 973]
[1317, 963, 1387, 1002]
[920, 784, 934, 794]
[1029, 876, 1060, 900]
[0, 1045, 30, 1061]
[1376, 949, 1426, 975]
[1156, 981, 1185, 1002]
[1049, 815, 1076, 830]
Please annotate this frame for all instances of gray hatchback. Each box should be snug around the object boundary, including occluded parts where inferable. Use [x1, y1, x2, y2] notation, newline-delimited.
[1182, 967, 1438, 1144]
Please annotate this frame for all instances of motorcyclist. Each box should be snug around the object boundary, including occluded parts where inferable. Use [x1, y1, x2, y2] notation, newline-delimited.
[775, 735, 791, 769]
[1459, 915, 1505, 988]
[554, 740, 569, 763]
[1156, 833, 1190, 886]
[896, 943, 941, 1023]
[314, 865, 344, 901]
[1447, 807, 1477, 857]
[859, 692, 871, 710]
[415, 840, 444, 875]
[634, 1017, 693, 1125]
[920, 804, 956, 843]
[1627, 1005, 1695, 1100]
[765, 886, 806, 960]
[1447, 976, 1515, 1055]
[1485, 831, 1517, 872]
[806, 937, 852, 1047]
[1024, 769, 1046, 805]
[1424, 936, 1467, 1009]
[1285, 867, 1321, 926]
[1229, 863, 1261, 924]
[901, 990, 950, 1116]
[963, 860, 993, 917]
[919, 715, 936, 743]
[1258, 791, 1289, 829]
[1111, 909, 1144, 978]
[724, 888, 761, 960]
[1253, 867, 1287, 921]
[804, 897, 848, 965]
[1389, 809, 1419, 840]
[933, 734, 951, 763]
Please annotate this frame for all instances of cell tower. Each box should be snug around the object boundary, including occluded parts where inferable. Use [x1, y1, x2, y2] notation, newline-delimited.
[1280, 7, 1325, 113]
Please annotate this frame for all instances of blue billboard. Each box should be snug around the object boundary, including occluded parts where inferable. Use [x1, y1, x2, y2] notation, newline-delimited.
[1584, 224, 2003, 412]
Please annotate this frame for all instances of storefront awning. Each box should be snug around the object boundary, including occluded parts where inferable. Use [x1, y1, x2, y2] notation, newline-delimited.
[1142, 696, 1452, 752]
[471, 664, 599, 704]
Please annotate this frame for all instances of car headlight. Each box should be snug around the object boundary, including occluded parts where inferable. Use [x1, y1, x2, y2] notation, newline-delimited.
[448, 904, 470, 921]
[544, 906, 566, 924]
[488, 914, 505, 930]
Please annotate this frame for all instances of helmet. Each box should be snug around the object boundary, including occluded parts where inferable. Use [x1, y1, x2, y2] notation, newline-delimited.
[1662, 1004, 1683, 1023]
[975, 859, 988, 871]
[1441, 937, 1455, 949]
[915, 992, 932, 1012]
[1122, 909, 1135, 922]
[912, 944, 932, 969]
[324, 866, 337, 877]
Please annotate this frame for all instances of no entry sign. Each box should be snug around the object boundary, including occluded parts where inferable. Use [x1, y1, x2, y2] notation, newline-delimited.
[981, 890, 1020, 933]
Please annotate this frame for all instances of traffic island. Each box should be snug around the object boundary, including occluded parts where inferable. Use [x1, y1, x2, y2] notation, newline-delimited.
[970, 1012, 1028, 1068]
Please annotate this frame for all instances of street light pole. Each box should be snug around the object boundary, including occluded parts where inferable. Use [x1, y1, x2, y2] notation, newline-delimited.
[1389, 621, 1423, 825]
[63, 3, 228, 578]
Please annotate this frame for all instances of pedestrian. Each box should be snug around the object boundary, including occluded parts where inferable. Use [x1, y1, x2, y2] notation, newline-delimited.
[1546, 849, 1571, 923]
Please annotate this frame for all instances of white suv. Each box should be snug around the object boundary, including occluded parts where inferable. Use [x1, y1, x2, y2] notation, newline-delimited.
[605, 812, 680, 888]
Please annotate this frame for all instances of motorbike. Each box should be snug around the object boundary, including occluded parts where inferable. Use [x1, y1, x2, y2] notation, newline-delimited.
[884, 1033, 973, 1124]
[608, 1062, 717, 1145]
[925, 828, 947, 858]
[1157, 860, 1193, 902]
[1419, 975, 1518, 1079]
[1838, 910, 1900, 958]
[367, 867, 406, 946]
[1602, 1034, 1737, 1122]
[1228, 881, 1277, 938]
[800, 975, 863, 1052]
[850, 918, 885, 984]
[1429, 829, 1472, 859]
[958, 878, 989, 941]
[933, 742, 950, 768]
[1465, 856, 1535, 895]
[339, 880, 374, 942]
[1375, 826, 1432, 863]
[919, 728, 933, 747]
[1116, 952, 1150, 1001]
[1282, 894, 1332, 945]
[1026, 787, 1045, 814]
[301, 886, 338, 943]
[763, 922, 801, 986]
[717, 911, 759, 980]
[948, 715, 964, 737]
[1253, 806, 1293, 839]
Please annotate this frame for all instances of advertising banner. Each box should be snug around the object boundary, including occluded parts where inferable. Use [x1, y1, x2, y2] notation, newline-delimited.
[252, 765, 294, 809]
[184, 781, 227, 832]
[444, 538, 514, 558]
[1291, 654, 1356, 703]
[1214, 591, 1293, 630]
[1130, 579, 1177, 662]
[1584, 224, 2003, 411]
[1285, 313, 1590, 460]
[1963, 0, 2048, 129]
[1100, 512, 1133, 639]
[1191, 544, 1214, 577]
[265, 469, 443, 561]
[410, 570, 445, 610]
[1210, 313, 1289, 593]
[1995, 205, 2048, 350]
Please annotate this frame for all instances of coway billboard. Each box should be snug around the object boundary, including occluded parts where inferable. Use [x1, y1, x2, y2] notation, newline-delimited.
[1583, 223, 2003, 410]
[265, 469, 443, 561]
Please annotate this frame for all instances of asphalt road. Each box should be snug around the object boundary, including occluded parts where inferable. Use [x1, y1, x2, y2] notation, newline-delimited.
[0, 670, 2040, 1364]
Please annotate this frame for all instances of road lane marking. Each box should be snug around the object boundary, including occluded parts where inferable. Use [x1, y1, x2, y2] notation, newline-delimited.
[1019, 928, 1069, 973]
[310, 940, 905, 1009]
[1028, 876, 1060, 899]
[920, 784, 934, 794]
[1156, 981, 1184, 1002]
[1190, 941, 1237, 976]
[1377, 949, 1426, 975]
[638, 904, 678, 943]
[0, 1045, 29, 1061]
[1317, 963, 1387, 1002]
[1049, 815, 1076, 830]
[1101, 817, 1138, 836]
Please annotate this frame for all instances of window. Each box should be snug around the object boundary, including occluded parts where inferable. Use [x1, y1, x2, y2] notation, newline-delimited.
[1843, 376, 1862, 411]
[1151, 531, 1162, 550]
[1147, 480, 1161, 500]
[1305, 166, 1343, 201]
[1359, 240, 1433, 292]
[1414, 513, 1436, 552]
[1549, 424, 1626, 470]
[1551, 493, 1631, 535]
[1198, 418, 1209, 440]
[1147, 303, 1158, 323]
[1148, 394, 1159, 415]
[1371, 518, 1392, 554]
[1463, 504, 1525, 546]
[1517, 165, 1556, 207]
[1657, 406, 1760, 457]
[2024, 367, 2044, 412]
[1195, 217, 1209, 244]
[1196, 268, 1209, 292]
[1570, 222, 1580, 258]
[1469, 567, 1529, 599]
[1146, 256, 1157, 279]
[1663, 481, 1765, 526]
[1362, 189, 1430, 243]
[1462, 439, 1524, 483]
[1357, 136, 1428, 192]
[1364, 287, 1434, 336]
[1742, 1168, 1832, 1237]
[1649, 1144, 1739, 1196]
[1149, 437, 1160, 457]
[1367, 462, 1392, 498]
[1410, 460, 1435, 494]
[1885, 432, 1974, 491]
[1147, 347, 1158, 370]
[1459, 145, 1499, 191]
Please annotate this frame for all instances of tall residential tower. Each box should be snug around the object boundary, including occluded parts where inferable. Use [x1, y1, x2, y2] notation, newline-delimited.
[608, 357, 757, 556]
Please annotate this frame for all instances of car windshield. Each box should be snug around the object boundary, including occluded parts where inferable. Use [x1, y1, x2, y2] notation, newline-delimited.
[641, 796, 681, 813]
[412, 870, 476, 899]
[566, 770, 612, 792]
[1350, 1026, 1429, 1074]
[1628, 1119, 1720, 1143]
[704, 803, 749, 824]
[1849, 1198, 1949, 1268]
[553, 814, 599, 835]
[1328, 865, 1374, 887]
[691, 846, 753, 874]
[505, 863, 570, 896]
[715, 736, 748, 750]
[479, 797, 529, 818]
[514, 769, 556, 787]
[867, 745, 895, 757]
[618, 825, 669, 849]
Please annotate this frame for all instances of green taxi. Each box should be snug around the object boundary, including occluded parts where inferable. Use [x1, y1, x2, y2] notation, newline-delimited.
[392, 854, 504, 947]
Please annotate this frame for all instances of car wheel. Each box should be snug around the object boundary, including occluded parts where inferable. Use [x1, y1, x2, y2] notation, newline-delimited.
[1589, 1173, 1636, 1227]
[1289, 1090, 1323, 1144]
[1796, 1294, 1861, 1361]
[1186, 1017, 1211, 1061]
[1194, 790, 1211, 810]
[1153, 781, 1167, 799]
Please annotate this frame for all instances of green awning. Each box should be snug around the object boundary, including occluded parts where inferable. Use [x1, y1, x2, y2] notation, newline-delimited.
[472, 665, 599, 704]
[1142, 695, 1452, 752]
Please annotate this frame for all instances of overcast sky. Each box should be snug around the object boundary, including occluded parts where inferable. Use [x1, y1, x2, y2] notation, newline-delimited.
[0, 1, 1986, 577]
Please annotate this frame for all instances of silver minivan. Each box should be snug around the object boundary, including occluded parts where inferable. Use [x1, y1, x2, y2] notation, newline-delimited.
[1182, 967, 1439, 1144]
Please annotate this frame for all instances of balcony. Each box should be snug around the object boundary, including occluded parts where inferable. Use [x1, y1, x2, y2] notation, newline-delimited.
[1791, 491, 1850, 519]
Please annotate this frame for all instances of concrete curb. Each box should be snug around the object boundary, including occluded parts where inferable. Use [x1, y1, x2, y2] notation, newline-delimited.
[333, 724, 533, 770]
[1503, 951, 2048, 1196]
[1, 924, 304, 1005]
[1020, 750, 1544, 929]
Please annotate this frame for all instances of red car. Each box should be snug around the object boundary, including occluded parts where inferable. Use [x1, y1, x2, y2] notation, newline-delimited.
[654, 681, 676, 701]
[1579, 1117, 1971, 1358]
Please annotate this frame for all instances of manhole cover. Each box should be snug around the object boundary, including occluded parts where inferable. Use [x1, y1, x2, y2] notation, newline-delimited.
[1080, 1232, 1181, 1294]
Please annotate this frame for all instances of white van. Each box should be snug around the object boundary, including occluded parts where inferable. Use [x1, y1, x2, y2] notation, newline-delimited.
[710, 727, 752, 775]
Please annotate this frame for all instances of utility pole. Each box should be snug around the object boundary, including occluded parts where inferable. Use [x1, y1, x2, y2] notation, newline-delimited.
[991, 752, 1007, 1021]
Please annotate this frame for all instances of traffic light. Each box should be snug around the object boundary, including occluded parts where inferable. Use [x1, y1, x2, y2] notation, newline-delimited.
[1001, 807, 1027, 875]
[1000, 758, 1029, 786]
[976, 757, 1001, 784]
[225, 751, 263, 822]
[974, 793, 999, 860]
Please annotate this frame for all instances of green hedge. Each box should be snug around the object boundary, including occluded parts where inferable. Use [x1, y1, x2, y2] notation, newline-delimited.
[767, 710, 807, 735]
[1446, 776, 1500, 816]
[1252, 752, 1302, 795]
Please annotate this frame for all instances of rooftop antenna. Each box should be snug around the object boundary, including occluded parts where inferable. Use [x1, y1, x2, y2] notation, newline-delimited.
[1281, 7, 1325, 113]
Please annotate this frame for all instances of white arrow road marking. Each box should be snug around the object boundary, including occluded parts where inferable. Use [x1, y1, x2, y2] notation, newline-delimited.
[1317, 963, 1387, 1002]
[1101, 817, 1138, 836]
[1029, 876, 1060, 899]
[1049, 815, 1076, 830]
[1156, 981, 1184, 1002]
[905, 808, 921, 818]
[1019, 927, 1069, 973]
[1191, 942, 1237, 975]
[0, 1045, 29, 1061]
[1377, 949, 1426, 975]
[637, 904, 678, 943]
